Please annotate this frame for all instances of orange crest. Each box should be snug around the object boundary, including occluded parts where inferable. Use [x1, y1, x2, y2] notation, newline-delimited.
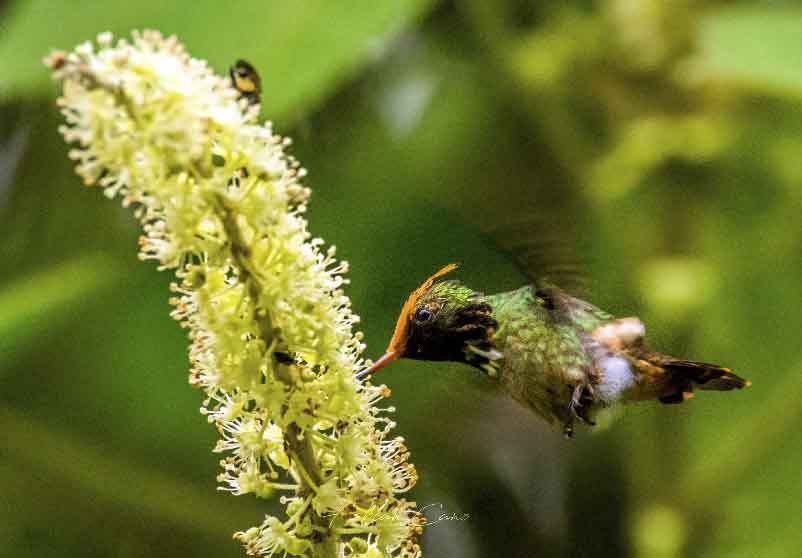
[385, 263, 460, 355]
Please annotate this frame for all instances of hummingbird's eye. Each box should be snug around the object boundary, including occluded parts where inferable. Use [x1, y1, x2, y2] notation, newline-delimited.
[415, 308, 434, 322]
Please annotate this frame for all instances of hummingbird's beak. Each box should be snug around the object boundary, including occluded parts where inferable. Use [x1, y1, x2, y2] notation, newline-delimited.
[356, 351, 399, 381]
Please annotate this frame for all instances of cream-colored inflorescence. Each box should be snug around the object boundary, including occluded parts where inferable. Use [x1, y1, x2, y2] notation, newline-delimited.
[46, 31, 423, 558]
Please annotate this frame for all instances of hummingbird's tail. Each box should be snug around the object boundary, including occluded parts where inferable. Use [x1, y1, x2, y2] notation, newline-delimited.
[656, 358, 750, 404]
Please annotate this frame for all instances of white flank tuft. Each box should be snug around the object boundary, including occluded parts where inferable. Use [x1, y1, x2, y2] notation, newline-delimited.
[597, 355, 635, 402]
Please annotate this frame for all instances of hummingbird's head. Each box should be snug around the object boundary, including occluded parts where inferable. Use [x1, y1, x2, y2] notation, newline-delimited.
[361, 264, 503, 378]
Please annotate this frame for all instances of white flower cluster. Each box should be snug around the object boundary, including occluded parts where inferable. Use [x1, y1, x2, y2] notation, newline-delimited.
[46, 30, 423, 558]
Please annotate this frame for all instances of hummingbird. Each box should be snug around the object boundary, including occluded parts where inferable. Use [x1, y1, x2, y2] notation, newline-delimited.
[359, 263, 749, 437]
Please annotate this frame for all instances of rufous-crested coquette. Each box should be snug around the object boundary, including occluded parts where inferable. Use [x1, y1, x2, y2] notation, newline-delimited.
[359, 264, 749, 438]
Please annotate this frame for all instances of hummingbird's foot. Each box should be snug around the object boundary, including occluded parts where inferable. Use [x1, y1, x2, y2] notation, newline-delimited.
[568, 383, 597, 426]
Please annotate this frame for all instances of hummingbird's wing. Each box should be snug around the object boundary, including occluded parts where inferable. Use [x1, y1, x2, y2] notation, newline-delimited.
[486, 216, 589, 297]
[429, 143, 588, 296]
[533, 280, 611, 328]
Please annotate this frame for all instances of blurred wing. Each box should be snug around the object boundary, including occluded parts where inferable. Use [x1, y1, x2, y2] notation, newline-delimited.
[485, 215, 588, 296]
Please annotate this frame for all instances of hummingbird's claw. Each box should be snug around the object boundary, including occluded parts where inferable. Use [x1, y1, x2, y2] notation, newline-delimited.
[568, 383, 597, 426]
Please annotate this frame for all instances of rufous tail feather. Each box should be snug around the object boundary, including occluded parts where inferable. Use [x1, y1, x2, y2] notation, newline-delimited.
[657, 358, 750, 404]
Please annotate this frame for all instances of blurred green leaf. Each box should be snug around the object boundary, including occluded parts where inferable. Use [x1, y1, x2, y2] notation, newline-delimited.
[699, 5, 802, 94]
[0, 0, 435, 121]
[0, 253, 119, 368]
[0, 408, 262, 537]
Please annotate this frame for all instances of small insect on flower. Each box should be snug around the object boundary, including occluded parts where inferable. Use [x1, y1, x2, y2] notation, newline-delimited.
[229, 59, 262, 107]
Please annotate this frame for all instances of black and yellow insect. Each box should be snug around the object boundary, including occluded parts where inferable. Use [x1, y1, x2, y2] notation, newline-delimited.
[229, 59, 262, 107]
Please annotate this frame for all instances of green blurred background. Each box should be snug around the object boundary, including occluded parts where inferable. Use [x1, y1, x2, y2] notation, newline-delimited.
[1, 1, 801, 557]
